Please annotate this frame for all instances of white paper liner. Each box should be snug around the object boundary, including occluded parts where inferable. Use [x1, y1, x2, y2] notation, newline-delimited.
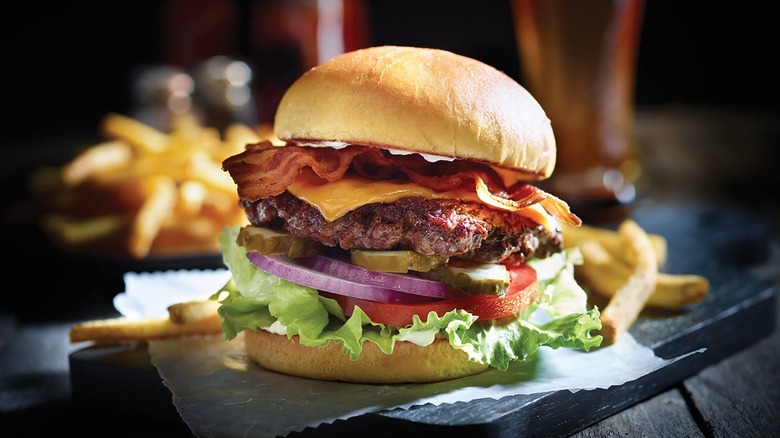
[114, 269, 231, 320]
[116, 270, 704, 438]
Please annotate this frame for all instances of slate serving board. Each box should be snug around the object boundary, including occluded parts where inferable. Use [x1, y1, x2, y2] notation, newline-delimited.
[69, 200, 778, 437]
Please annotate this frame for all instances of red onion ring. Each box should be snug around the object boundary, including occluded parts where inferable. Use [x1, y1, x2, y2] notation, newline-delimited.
[246, 252, 453, 303]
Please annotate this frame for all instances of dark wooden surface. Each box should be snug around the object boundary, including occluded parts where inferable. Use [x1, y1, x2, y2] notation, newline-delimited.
[1, 106, 778, 436]
[571, 106, 780, 438]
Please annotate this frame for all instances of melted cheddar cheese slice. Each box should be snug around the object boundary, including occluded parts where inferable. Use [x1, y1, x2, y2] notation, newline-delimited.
[287, 169, 557, 231]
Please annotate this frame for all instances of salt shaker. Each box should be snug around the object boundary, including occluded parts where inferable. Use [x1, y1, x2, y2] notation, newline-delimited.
[192, 56, 259, 133]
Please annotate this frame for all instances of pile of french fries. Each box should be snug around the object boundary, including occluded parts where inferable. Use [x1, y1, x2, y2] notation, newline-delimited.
[30, 112, 277, 259]
[561, 219, 710, 344]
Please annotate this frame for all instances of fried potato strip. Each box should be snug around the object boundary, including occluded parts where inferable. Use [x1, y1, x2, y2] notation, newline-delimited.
[69, 314, 222, 344]
[561, 222, 668, 267]
[167, 300, 222, 325]
[597, 219, 659, 344]
[576, 240, 709, 310]
[69, 297, 223, 344]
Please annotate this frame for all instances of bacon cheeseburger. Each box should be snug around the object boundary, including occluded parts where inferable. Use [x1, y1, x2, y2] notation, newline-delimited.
[214, 46, 602, 383]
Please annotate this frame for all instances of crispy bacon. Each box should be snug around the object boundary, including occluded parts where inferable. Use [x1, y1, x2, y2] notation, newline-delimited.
[507, 183, 582, 227]
[222, 142, 581, 226]
[350, 147, 510, 196]
[222, 141, 364, 200]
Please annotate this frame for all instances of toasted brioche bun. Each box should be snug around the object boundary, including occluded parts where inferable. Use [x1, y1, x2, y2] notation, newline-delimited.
[274, 45, 556, 180]
[244, 328, 489, 383]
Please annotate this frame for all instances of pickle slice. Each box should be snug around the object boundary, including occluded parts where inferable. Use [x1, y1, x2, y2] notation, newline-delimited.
[350, 250, 449, 273]
[419, 258, 511, 295]
[237, 226, 323, 258]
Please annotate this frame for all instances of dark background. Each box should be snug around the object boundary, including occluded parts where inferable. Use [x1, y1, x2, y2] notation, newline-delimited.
[2, 1, 776, 145]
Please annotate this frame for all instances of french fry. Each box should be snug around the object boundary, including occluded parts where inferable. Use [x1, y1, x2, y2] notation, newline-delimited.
[176, 180, 208, 215]
[170, 111, 204, 141]
[562, 222, 668, 268]
[69, 315, 222, 344]
[598, 219, 659, 344]
[70, 297, 223, 344]
[127, 175, 177, 258]
[577, 239, 709, 309]
[151, 213, 232, 256]
[167, 300, 221, 325]
[186, 150, 237, 194]
[100, 112, 169, 154]
[171, 119, 221, 153]
[202, 189, 243, 216]
[41, 213, 129, 246]
[61, 140, 133, 186]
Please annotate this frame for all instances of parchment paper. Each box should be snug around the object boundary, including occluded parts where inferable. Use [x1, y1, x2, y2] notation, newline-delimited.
[116, 270, 703, 438]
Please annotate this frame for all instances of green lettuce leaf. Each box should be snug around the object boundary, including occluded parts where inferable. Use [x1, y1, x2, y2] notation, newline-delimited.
[211, 226, 602, 370]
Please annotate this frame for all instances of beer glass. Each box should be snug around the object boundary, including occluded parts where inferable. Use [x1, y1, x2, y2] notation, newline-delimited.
[511, 0, 645, 217]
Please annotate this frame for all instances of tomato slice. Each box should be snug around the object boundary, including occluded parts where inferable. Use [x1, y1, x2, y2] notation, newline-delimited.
[322, 263, 538, 326]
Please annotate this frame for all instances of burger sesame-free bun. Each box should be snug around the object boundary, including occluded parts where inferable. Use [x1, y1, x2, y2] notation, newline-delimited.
[274, 45, 556, 179]
[244, 328, 489, 383]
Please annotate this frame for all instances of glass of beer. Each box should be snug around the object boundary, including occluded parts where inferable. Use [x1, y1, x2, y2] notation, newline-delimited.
[511, 0, 645, 219]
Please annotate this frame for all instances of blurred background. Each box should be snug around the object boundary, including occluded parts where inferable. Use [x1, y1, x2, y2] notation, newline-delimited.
[2, 2, 776, 138]
[1, 1, 778, 318]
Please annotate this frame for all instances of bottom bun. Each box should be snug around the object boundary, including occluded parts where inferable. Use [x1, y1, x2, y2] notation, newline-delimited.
[244, 329, 489, 383]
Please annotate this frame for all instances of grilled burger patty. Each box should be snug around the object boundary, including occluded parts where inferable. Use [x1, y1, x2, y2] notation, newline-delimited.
[241, 192, 563, 264]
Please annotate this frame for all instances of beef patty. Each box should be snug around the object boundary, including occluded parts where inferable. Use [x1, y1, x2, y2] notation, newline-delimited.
[242, 192, 563, 264]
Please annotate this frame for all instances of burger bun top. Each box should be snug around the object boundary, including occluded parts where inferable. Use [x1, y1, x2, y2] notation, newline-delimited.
[273, 45, 556, 180]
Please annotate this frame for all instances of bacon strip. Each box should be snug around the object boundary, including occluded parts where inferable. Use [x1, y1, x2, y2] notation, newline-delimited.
[539, 194, 581, 226]
[222, 141, 364, 201]
[353, 147, 510, 196]
[222, 143, 581, 226]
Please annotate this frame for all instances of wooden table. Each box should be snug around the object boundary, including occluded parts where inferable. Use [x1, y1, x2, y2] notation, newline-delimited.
[572, 288, 779, 438]
[571, 105, 780, 437]
[0, 106, 777, 436]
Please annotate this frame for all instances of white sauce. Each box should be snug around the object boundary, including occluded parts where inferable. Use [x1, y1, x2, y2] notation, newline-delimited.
[291, 140, 455, 163]
[261, 320, 288, 335]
